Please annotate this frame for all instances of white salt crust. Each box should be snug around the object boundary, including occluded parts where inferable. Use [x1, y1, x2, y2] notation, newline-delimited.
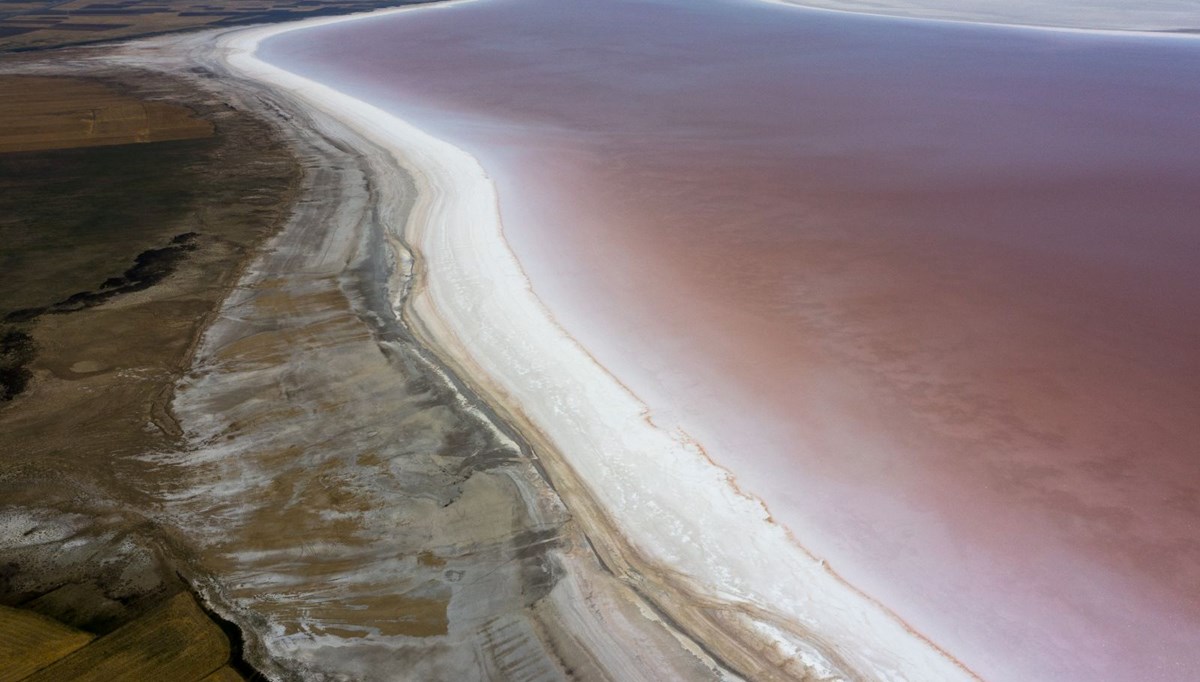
[221, 6, 979, 679]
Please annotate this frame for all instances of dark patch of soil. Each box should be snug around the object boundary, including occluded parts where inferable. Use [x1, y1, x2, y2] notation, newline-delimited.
[0, 328, 35, 400]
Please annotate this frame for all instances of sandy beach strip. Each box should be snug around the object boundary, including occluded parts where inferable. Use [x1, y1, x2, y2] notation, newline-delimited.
[212, 6, 983, 680]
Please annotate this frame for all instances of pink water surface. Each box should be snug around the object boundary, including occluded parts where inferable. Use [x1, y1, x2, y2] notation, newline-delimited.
[261, 1, 1200, 678]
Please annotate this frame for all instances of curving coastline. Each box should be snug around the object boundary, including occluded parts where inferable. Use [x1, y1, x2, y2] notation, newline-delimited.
[4, 0, 1190, 677]
[101, 19, 741, 682]
[214, 5, 979, 681]
[0, 0, 1194, 675]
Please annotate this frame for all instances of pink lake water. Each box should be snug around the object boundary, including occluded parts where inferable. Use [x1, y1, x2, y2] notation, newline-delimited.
[260, 1, 1200, 679]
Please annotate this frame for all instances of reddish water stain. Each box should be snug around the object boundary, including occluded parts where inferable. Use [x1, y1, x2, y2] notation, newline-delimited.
[261, 1, 1200, 678]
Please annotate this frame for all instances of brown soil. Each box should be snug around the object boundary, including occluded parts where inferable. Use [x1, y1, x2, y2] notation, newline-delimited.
[13, 592, 239, 682]
[4, 30, 755, 682]
[0, 62, 299, 654]
[0, 604, 94, 681]
[0, 75, 211, 152]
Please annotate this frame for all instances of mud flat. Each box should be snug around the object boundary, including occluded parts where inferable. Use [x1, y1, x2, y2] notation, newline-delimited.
[194, 6, 982, 681]
[0, 19, 736, 682]
[0, 52, 298, 660]
[84, 23, 755, 682]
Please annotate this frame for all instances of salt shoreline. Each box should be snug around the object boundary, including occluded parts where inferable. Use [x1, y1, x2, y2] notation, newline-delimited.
[111, 22, 744, 679]
[769, 0, 1200, 36]
[216, 4, 982, 680]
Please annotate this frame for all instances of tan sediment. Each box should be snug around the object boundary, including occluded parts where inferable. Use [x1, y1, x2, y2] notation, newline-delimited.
[264, 593, 452, 639]
[0, 53, 300, 679]
[0, 75, 212, 152]
[402, 268, 863, 681]
[85, 26, 750, 681]
[418, 550, 448, 567]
